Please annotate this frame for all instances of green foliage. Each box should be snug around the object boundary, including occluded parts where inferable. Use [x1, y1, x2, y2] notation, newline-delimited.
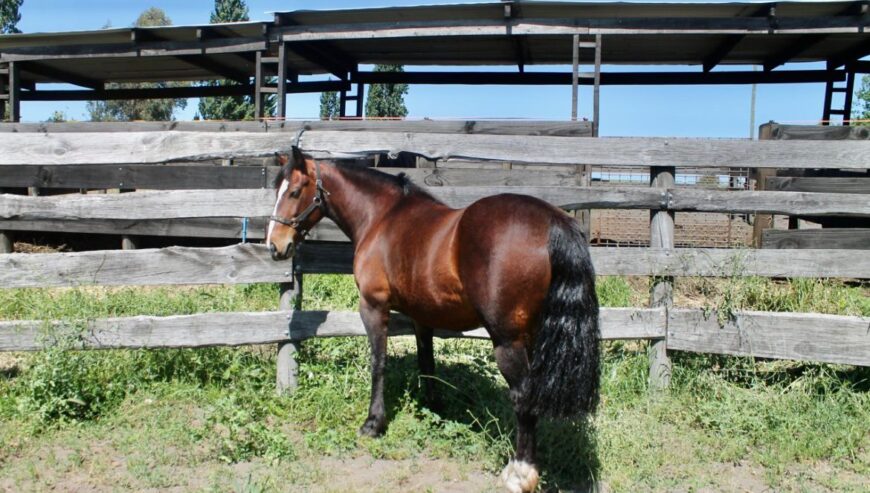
[1, 277, 869, 489]
[854, 74, 870, 123]
[45, 110, 67, 122]
[86, 8, 187, 122]
[319, 91, 340, 120]
[0, 0, 23, 34]
[365, 65, 409, 118]
[197, 0, 260, 121]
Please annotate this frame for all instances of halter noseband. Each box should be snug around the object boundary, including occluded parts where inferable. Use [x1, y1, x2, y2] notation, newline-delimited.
[270, 159, 329, 239]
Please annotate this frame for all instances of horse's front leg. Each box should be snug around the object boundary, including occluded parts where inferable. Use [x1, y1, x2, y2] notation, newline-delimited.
[359, 298, 390, 437]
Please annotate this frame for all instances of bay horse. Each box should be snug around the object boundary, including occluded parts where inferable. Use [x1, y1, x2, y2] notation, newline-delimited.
[267, 148, 599, 493]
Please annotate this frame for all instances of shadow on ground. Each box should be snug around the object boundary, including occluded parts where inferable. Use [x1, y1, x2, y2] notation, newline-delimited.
[380, 350, 601, 492]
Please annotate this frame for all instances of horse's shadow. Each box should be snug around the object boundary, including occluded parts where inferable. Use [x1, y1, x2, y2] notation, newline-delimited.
[381, 350, 601, 492]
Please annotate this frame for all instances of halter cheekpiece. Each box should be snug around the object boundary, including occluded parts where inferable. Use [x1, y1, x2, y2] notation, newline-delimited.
[269, 156, 329, 240]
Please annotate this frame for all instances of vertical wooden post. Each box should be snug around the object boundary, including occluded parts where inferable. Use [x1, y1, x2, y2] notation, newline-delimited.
[0, 189, 11, 253]
[0, 64, 6, 122]
[649, 166, 674, 391]
[277, 263, 303, 394]
[254, 51, 264, 119]
[752, 123, 775, 247]
[8, 62, 20, 123]
[277, 42, 287, 118]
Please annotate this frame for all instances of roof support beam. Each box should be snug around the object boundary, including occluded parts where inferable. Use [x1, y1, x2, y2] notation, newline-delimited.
[763, 34, 827, 71]
[353, 69, 845, 86]
[20, 61, 103, 89]
[20, 80, 349, 101]
[828, 38, 870, 70]
[174, 55, 250, 84]
[703, 4, 776, 72]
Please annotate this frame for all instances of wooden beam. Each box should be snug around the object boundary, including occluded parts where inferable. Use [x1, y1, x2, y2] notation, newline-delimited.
[20, 61, 103, 89]
[3, 187, 867, 221]
[0, 119, 593, 136]
[827, 38, 870, 69]
[0, 38, 267, 62]
[20, 80, 348, 101]
[278, 16, 867, 43]
[762, 228, 870, 249]
[766, 176, 870, 194]
[763, 34, 828, 71]
[0, 217, 267, 239]
[353, 69, 846, 86]
[0, 165, 269, 189]
[174, 55, 250, 84]
[2, 130, 869, 169]
[667, 309, 870, 367]
[0, 306, 666, 352]
[4, 244, 866, 291]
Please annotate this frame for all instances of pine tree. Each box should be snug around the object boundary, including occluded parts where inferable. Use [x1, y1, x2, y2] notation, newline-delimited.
[87, 8, 187, 122]
[365, 65, 408, 118]
[197, 0, 274, 120]
[0, 0, 23, 34]
[320, 91, 340, 120]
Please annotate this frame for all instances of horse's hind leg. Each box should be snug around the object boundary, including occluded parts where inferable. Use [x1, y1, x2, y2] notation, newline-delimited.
[493, 339, 540, 493]
[413, 323, 441, 411]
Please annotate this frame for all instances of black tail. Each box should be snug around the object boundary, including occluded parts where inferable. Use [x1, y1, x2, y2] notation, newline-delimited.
[526, 216, 600, 418]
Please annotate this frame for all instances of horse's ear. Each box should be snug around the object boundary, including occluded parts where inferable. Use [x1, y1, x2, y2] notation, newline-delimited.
[291, 146, 306, 170]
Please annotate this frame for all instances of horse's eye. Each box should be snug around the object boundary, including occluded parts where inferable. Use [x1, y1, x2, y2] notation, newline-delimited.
[289, 188, 301, 199]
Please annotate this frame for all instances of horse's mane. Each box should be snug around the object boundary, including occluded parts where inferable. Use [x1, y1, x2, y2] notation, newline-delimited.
[273, 149, 440, 203]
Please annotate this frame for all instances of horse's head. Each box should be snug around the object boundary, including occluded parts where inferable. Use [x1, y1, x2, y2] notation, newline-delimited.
[267, 147, 327, 261]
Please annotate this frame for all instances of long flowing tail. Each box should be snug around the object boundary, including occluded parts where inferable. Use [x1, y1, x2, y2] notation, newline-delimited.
[526, 215, 600, 418]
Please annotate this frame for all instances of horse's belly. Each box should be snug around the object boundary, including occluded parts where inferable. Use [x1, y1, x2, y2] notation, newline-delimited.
[393, 288, 482, 331]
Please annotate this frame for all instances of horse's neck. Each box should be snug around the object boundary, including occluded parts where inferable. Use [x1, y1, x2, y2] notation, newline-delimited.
[322, 164, 402, 244]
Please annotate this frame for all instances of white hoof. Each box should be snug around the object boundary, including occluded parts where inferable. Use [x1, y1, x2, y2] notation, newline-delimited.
[499, 460, 540, 493]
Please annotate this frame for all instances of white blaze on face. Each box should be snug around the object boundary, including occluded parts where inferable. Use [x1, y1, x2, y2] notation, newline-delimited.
[267, 178, 291, 246]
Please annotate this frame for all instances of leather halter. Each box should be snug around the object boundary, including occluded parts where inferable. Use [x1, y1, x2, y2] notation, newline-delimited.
[269, 159, 329, 239]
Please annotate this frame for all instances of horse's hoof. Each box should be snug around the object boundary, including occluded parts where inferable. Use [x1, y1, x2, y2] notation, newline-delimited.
[499, 460, 540, 493]
[358, 418, 386, 438]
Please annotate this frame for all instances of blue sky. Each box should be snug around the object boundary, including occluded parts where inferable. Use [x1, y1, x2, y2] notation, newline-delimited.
[13, 0, 842, 137]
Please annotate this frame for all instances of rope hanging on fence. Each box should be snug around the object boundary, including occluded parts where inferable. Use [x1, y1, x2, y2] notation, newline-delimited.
[241, 217, 248, 244]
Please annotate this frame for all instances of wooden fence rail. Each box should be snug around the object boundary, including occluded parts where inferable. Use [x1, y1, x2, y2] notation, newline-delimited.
[1, 244, 868, 288]
[2, 130, 870, 168]
[2, 308, 866, 367]
[2, 187, 868, 220]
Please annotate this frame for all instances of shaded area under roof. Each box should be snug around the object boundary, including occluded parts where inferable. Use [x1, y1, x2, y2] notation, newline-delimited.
[0, 1, 867, 89]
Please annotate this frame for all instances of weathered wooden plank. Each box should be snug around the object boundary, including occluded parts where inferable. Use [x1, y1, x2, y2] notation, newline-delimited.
[762, 228, 870, 250]
[649, 166, 674, 389]
[297, 244, 870, 279]
[3, 187, 867, 221]
[0, 165, 269, 189]
[298, 131, 870, 169]
[3, 244, 866, 289]
[0, 120, 591, 136]
[667, 309, 870, 367]
[762, 123, 870, 141]
[765, 177, 870, 194]
[0, 217, 269, 239]
[0, 243, 294, 287]
[0, 307, 664, 351]
[669, 189, 870, 217]
[2, 131, 869, 169]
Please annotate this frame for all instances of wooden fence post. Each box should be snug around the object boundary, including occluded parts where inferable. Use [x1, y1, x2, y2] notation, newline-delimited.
[649, 166, 674, 390]
[277, 262, 303, 394]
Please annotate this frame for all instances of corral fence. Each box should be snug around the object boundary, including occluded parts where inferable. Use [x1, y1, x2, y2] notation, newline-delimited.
[0, 121, 868, 392]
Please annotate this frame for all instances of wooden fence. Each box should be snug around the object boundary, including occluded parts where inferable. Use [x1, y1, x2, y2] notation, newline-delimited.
[0, 121, 868, 392]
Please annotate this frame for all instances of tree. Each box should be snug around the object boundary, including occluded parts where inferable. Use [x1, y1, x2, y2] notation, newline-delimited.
[87, 8, 187, 122]
[365, 65, 408, 118]
[854, 75, 870, 124]
[0, 0, 23, 34]
[46, 110, 67, 122]
[320, 91, 339, 120]
[197, 0, 268, 120]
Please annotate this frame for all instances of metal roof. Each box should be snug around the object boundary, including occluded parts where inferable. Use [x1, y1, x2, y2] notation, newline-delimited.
[0, 1, 867, 87]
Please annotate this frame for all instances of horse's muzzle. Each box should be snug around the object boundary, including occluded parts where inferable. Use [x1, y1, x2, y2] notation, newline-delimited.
[268, 241, 295, 261]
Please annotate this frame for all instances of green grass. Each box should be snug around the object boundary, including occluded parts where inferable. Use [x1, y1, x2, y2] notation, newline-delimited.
[1, 275, 868, 491]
